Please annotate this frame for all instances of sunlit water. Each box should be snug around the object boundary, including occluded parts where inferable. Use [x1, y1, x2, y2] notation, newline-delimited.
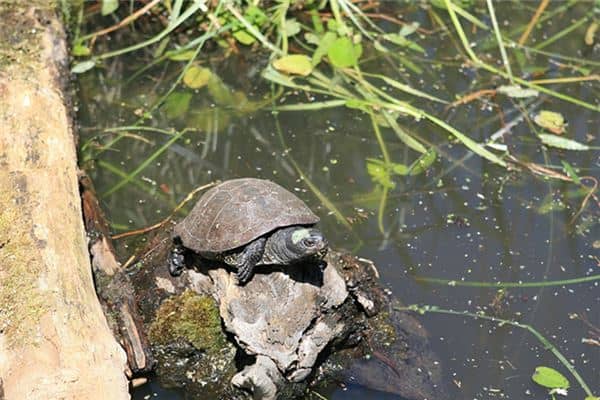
[77, 3, 598, 399]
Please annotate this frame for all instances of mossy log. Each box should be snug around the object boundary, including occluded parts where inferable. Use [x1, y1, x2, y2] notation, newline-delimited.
[0, 3, 129, 399]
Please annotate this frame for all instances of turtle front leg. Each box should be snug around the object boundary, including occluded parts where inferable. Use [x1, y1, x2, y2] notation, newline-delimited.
[235, 236, 266, 284]
[168, 239, 187, 276]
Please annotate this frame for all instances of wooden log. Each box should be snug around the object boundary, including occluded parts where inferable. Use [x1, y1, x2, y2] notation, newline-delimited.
[80, 174, 155, 373]
[0, 3, 129, 399]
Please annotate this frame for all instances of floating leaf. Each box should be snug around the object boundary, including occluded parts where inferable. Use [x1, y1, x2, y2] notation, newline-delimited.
[584, 396, 600, 400]
[272, 55, 313, 76]
[538, 134, 589, 151]
[71, 60, 95, 74]
[101, 0, 119, 16]
[183, 66, 212, 89]
[162, 92, 192, 119]
[534, 110, 567, 134]
[283, 18, 301, 37]
[497, 85, 539, 98]
[531, 366, 570, 389]
[327, 37, 362, 68]
[312, 31, 337, 67]
[399, 22, 420, 37]
[304, 32, 320, 45]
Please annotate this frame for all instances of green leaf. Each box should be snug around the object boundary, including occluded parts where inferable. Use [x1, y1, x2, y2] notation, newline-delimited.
[497, 85, 539, 98]
[245, 5, 268, 26]
[312, 31, 337, 67]
[167, 49, 197, 61]
[304, 32, 320, 45]
[561, 160, 581, 184]
[373, 40, 389, 53]
[233, 28, 257, 45]
[584, 396, 600, 400]
[183, 66, 212, 89]
[534, 110, 567, 134]
[383, 33, 425, 53]
[162, 92, 192, 119]
[283, 18, 301, 37]
[326, 19, 338, 32]
[327, 37, 362, 68]
[382, 111, 427, 153]
[71, 60, 95, 74]
[344, 99, 367, 111]
[379, 75, 448, 103]
[422, 112, 506, 167]
[207, 75, 239, 107]
[408, 149, 437, 175]
[72, 43, 91, 57]
[399, 22, 420, 36]
[538, 134, 590, 151]
[391, 163, 409, 175]
[531, 366, 570, 389]
[153, 37, 170, 58]
[262, 66, 312, 92]
[101, 0, 119, 16]
[366, 159, 395, 189]
[272, 55, 313, 76]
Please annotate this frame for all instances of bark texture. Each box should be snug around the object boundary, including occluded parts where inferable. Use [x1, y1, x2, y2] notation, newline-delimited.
[0, 3, 129, 399]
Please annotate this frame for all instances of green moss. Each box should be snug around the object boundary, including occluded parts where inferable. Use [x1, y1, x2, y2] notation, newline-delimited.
[0, 175, 47, 347]
[149, 290, 225, 354]
[0, 1, 59, 72]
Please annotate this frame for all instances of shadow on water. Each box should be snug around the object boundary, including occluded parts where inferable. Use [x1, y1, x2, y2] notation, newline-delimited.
[75, 2, 599, 399]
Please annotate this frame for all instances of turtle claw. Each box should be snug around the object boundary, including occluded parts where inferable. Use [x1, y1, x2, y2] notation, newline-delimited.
[233, 236, 265, 285]
[168, 242, 186, 277]
[235, 264, 254, 285]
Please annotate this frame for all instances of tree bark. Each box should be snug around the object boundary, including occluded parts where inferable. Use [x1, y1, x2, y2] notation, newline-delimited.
[0, 3, 129, 399]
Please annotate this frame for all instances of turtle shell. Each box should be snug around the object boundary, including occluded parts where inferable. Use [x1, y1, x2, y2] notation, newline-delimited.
[174, 178, 320, 253]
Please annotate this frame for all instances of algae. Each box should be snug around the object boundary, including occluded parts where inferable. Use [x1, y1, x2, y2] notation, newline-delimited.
[149, 289, 226, 354]
[0, 175, 47, 347]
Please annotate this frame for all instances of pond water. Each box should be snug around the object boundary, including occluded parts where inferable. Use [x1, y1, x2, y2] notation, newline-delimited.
[76, 2, 598, 399]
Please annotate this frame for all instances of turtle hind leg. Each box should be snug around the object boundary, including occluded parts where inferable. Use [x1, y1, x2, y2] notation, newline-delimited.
[168, 238, 187, 277]
[235, 236, 266, 284]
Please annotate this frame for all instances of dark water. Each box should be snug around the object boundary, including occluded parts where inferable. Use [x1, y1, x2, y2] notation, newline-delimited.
[77, 2, 599, 399]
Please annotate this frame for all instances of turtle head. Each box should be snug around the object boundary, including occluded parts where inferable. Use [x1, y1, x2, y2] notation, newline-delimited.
[273, 226, 328, 264]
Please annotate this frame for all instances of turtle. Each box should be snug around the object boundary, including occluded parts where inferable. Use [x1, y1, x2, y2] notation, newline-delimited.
[168, 178, 328, 284]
